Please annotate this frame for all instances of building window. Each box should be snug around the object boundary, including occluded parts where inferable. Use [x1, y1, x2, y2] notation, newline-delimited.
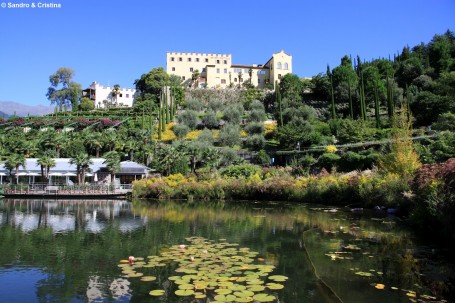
[196, 58, 199, 62]
[240, 78, 243, 82]
[126, 94, 129, 98]
[233, 68, 242, 73]
[223, 60, 227, 64]
[216, 59, 220, 64]
[190, 67, 194, 72]
[202, 68, 206, 72]
[258, 70, 266, 75]
[234, 78, 237, 82]
[171, 57, 175, 61]
[277, 62, 282, 69]
[284, 63, 289, 70]
[172, 67, 175, 71]
[179, 57, 182, 62]
[258, 79, 261, 83]
[221, 79, 226, 84]
[188, 58, 192, 62]
[182, 76, 186, 80]
[216, 68, 220, 73]
[119, 93, 123, 97]
[224, 68, 227, 74]
[278, 74, 282, 79]
[205, 58, 209, 62]
[244, 69, 249, 73]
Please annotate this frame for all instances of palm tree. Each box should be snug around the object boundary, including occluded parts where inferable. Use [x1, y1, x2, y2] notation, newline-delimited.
[37, 154, 56, 182]
[69, 153, 93, 184]
[248, 68, 253, 85]
[111, 84, 121, 106]
[4, 154, 26, 184]
[238, 72, 243, 88]
[103, 151, 121, 184]
[191, 70, 200, 88]
[84, 131, 103, 157]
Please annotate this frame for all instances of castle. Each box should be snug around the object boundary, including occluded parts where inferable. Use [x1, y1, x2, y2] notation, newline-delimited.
[166, 50, 292, 89]
[82, 81, 137, 108]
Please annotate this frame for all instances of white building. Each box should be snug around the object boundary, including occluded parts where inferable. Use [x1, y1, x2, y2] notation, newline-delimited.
[82, 81, 137, 109]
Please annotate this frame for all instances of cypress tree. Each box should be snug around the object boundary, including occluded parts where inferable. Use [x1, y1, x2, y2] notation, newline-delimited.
[374, 81, 380, 128]
[275, 81, 283, 127]
[327, 65, 336, 120]
[165, 86, 170, 124]
[348, 80, 353, 119]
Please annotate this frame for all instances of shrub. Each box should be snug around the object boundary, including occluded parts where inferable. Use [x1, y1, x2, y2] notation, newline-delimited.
[218, 124, 240, 147]
[202, 110, 219, 129]
[178, 110, 198, 129]
[173, 124, 190, 139]
[221, 163, 262, 179]
[245, 122, 264, 135]
[185, 98, 204, 111]
[245, 134, 266, 150]
[255, 150, 271, 166]
[222, 104, 243, 125]
[317, 153, 341, 171]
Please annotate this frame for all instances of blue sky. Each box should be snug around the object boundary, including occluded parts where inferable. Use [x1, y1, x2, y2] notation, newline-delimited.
[0, 0, 454, 106]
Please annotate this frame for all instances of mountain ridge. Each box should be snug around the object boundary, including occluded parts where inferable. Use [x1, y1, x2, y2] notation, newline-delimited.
[0, 101, 54, 117]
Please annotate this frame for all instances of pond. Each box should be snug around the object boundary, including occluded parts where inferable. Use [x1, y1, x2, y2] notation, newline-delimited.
[0, 198, 453, 303]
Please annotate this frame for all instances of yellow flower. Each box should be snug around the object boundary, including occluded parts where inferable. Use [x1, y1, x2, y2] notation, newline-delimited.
[325, 145, 337, 153]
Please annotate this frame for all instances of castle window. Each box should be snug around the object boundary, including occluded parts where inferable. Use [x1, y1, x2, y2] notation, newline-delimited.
[277, 62, 282, 69]
[171, 57, 175, 61]
[278, 74, 282, 79]
[216, 59, 220, 64]
[258, 79, 261, 83]
[257, 70, 266, 75]
[126, 94, 129, 98]
[172, 67, 175, 71]
[188, 58, 192, 62]
[202, 68, 206, 72]
[119, 93, 123, 97]
[244, 69, 249, 73]
[224, 60, 227, 64]
[190, 67, 194, 72]
[196, 58, 200, 62]
[216, 68, 220, 74]
[224, 68, 227, 74]
[179, 57, 182, 62]
[182, 76, 186, 80]
[234, 78, 238, 82]
[284, 63, 289, 70]
[239, 78, 243, 82]
[221, 79, 226, 84]
[205, 58, 209, 62]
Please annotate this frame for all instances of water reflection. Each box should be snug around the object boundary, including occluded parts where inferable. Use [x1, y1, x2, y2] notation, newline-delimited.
[0, 199, 143, 233]
[0, 199, 453, 303]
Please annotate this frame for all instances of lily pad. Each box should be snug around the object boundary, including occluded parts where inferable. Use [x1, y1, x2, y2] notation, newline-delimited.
[140, 276, 157, 282]
[175, 289, 194, 296]
[149, 289, 165, 296]
[253, 293, 276, 302]
[268, 275, 288, 282]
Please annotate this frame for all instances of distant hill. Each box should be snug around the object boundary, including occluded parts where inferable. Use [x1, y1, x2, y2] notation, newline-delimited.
[0, 111, 9, 118]
[0, 101, 54, 117]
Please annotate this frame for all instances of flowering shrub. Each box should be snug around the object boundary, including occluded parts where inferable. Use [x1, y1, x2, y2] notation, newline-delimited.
[154, 123, 177, 141]
[264, 121, 277, 139]
[185, 130, 201, 140]
[325, 145, 338, 153]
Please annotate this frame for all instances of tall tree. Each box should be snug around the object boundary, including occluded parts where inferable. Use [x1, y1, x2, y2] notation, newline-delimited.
[111, 84, 121, 106]
[134, 67, 170, 101]
[69, 153, 93, 184]
[327, 65, 336, 119]
[275, 81, 283, 127]
[103, 151, 121, 184]
[46, 67, 81, 112]
[37, 154, 56, 182]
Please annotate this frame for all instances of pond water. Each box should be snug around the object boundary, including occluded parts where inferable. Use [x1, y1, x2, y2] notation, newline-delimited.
[0, 199, 453, 303]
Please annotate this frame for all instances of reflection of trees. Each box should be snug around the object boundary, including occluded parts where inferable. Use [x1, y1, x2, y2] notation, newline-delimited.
[0, 199, 451, 303]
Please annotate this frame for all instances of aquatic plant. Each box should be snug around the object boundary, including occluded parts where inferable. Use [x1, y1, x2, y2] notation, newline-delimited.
[118, 237, 287, 302]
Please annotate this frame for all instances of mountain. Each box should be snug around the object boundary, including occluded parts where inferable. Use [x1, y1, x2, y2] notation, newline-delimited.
[0, 101, 54, 117]
[0, 111, 9, 118]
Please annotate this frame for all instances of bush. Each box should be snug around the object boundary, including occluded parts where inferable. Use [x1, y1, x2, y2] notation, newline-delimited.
[197, 128, 214, 144]
[218, 124, 240, 147]
[173, 124, 190, 139]
[202, 110, 219, 129]
[208, 99, 223, 112]
[222, 104, 243, 125]
[317, 153, 341, 171]
[245, 122, 264, 135]
[221, 163, 262, 179]
[185, 98, 204, 111]
[178, 110, 198, 129]
[255, 150, 271, 166]
[245, 134, 266, 150]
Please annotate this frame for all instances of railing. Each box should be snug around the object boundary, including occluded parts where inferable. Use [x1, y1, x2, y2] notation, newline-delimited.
[0, 184, 132, 195]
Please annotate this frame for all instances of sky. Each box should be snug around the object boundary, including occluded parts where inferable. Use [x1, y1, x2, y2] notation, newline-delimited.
[0, 0, 454, 106]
